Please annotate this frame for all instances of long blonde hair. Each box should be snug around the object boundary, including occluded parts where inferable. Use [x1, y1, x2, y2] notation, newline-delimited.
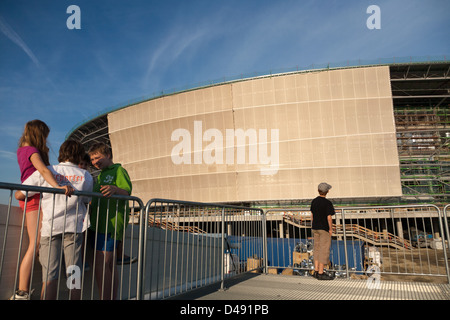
[18, 120, 51, 166]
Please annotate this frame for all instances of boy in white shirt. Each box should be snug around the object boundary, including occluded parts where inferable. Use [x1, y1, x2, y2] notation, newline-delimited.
[16, 140, 93, 300]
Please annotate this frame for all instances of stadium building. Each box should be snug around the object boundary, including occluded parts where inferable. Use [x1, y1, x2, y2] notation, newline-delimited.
[67, 57, 449, 207]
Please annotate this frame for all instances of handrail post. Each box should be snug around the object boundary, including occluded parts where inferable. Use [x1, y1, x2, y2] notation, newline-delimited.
[220, 207, 225, 291]
[341, 209, 349, 279]
[262, 209, 268, 274]
[136, 202, 146, 300]
[439, 205, 450, 284]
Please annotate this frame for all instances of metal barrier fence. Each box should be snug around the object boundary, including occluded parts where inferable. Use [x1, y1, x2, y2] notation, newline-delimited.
[1, 179, 449, 300]
[140, 199, 266, 299]
[266, 204, 450, 283]
[444, 204, 450, 283]
[0, 182, 145, 300]
[0, 182, 266, 300]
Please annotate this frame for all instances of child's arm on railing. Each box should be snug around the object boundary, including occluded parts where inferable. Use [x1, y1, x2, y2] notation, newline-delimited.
[15, 190, 26, 201]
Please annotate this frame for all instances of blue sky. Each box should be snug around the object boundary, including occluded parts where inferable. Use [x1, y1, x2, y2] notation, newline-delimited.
[0, 0, 449, 204]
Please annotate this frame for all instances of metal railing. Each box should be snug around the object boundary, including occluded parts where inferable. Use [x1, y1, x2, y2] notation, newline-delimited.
[1, 180, 449, 300]
[266, 204, 450, 283]
[140, 199, 266, 299]
[0, 182, 266, 300]
[0, 182, 145, 300]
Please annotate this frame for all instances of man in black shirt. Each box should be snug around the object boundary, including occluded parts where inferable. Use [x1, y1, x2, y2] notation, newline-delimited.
[310, 182, 335, 280]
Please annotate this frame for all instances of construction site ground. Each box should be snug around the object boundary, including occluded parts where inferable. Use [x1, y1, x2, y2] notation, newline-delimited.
[169, 273, 450, 300]
[170, 247, 450, 300]
[376, 247, 448, 284]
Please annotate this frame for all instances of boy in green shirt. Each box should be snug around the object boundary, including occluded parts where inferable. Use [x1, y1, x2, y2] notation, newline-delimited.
[88, 143, 132, 300]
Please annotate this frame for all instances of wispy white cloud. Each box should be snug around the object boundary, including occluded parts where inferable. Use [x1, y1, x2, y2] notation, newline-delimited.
[0, 14, 42, 69]
[0, 14, 60, 93]
[0, 150, 16, 160]
[142, 25, 209, 90]
[0, 123, 23, 139]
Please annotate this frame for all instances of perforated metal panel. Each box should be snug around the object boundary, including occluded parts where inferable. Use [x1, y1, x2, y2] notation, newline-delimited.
[108, 66, 401, 203]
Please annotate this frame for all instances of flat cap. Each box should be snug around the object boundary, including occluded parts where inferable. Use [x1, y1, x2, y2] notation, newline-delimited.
[318, 182, 332, 193]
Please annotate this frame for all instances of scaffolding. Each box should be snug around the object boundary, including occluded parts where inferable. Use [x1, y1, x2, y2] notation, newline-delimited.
[392, 62, 450, 203]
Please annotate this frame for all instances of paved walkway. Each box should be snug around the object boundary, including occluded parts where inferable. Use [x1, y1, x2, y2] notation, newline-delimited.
[169, 273, 450, 300]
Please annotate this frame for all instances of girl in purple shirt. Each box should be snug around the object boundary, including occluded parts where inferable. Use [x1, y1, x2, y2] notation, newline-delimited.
[11, 120, 73, 300]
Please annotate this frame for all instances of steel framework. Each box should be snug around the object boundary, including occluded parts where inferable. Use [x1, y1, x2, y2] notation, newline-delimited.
[391, 62, 450, 203]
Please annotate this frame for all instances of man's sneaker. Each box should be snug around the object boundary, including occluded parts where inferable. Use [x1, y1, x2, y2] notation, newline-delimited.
[9, 290, 31, 300]
[312, 271, 319, 279]
[317, 272, 334, 280]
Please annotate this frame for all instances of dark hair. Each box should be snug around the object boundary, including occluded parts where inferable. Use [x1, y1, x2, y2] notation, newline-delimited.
[88, 142, 111, 157]
[82, 153, 90, 163]
[18, 120, 51, 165]
[58, 140, 85, 164]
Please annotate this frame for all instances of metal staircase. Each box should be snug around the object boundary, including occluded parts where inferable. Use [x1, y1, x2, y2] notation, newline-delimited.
[284, 213, 412, 250]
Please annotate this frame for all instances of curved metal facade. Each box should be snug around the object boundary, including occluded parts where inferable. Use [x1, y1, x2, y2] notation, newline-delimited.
[106, 66, 402, 203]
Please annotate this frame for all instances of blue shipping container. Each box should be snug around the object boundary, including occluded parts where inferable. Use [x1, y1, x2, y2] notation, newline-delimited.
[227, 236, 365, 272]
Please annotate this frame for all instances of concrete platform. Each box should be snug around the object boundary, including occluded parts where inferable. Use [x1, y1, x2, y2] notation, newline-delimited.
[169, 273, 450, 300]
